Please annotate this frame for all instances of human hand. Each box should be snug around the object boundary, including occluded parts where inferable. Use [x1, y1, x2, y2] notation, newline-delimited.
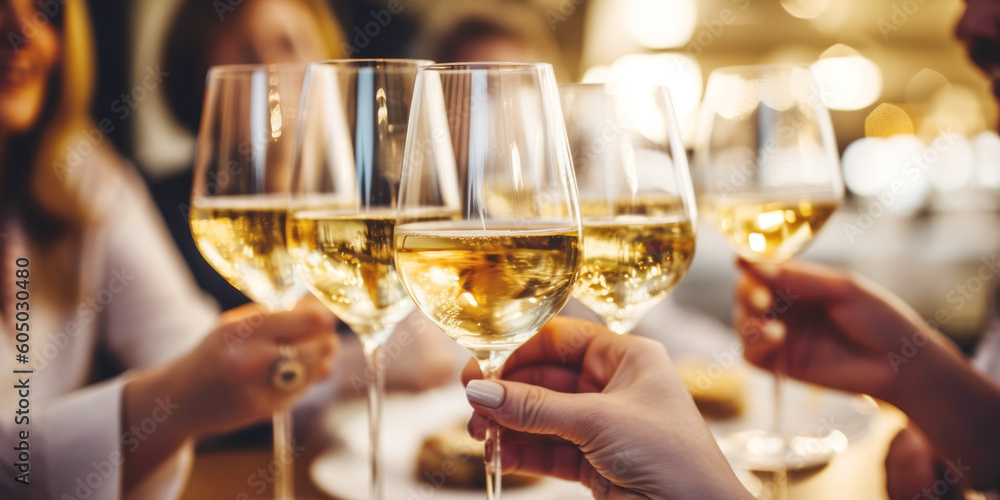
[385, 313, 468, 393]
[886, 425, 967, 500]
[164, 299, 339, 436]
[733, 258, 961, 402]
[461, 317, 751, 500]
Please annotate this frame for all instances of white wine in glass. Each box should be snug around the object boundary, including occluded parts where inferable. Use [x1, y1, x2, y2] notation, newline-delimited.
[395, 62, 582, 500]
[285, 59, 432, 500]
[694, 64, 845, 475]
[560, 83, 698, 334]
[189, 64, 307, 500]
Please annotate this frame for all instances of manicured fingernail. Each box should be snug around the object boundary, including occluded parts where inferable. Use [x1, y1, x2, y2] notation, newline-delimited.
[750, 285, 773, 311]
[762, 321, 786, 343]
[466, 380, 505, 408]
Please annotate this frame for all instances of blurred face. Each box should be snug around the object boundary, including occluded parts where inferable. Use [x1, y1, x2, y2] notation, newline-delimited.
[452, 36, 529, 63]
[0, 0, 60, 134]
[957, 0, 1000, 101]
[208, 0, 327, 66]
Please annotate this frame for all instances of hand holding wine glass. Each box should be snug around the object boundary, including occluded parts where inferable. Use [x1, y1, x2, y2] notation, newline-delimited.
[694, 64, 844, 472]
[395, 62, 582, 500]
[188, 64, 312, 500]
[735, 258, 1000, 493]
[460, 317, 754, 500]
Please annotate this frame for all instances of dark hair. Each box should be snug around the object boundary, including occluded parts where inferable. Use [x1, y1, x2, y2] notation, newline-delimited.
[161, 0, 345, 134]
[433, 18, 524, 62]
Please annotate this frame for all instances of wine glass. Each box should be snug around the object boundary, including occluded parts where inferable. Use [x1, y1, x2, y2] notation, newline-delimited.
[285, 59, 431, 500]
[394, 62, 582, 500]
[189, 64, 308, 500]
[560, 83, 698, 335]
[693, 64, 845, 474]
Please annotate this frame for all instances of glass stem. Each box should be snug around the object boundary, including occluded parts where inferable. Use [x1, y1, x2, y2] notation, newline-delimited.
[272, 410, 294, 500]
[773, 341, 785, 438]
[773, 340, 788, 500]
[477, 351, 509, 500]
[362, 340, 387, 500]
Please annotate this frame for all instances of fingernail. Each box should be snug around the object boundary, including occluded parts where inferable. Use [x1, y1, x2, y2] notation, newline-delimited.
[762, 321, 786, 342]
[466, 380, 505, 409]
[751, 262, 781, 279]
[750, 285, 773, 311]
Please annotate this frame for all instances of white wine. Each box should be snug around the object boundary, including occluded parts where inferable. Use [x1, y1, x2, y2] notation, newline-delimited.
[574, 217, 696, 334]
[395, 222, 580, 352]
[701, 194, 839, 263]
[287, 209, 417, 341]
[190, 196, 304, 309]
[577, 195, 687, 218]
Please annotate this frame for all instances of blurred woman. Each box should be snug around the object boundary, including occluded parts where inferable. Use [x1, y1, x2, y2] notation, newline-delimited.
[0, 1, 338, 498]
[408, 0, 568, 81]
[156, 0, 345, 310]
[153, 0, 464, 395]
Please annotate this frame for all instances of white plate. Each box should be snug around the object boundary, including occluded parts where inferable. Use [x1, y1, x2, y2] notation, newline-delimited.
[310, 370, 876, 498]
[310, 385, 595, 500]
[706, 363, 880, 471]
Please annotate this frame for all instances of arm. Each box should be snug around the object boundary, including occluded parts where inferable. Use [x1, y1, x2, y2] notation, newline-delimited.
[736, 258, 1000, 490]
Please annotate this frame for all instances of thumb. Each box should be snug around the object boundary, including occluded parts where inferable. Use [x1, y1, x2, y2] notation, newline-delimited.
[465, 379, 592, 443]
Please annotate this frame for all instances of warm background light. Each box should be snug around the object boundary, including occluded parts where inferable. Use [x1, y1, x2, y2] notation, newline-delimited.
[811, 44, 883, 111]
[624, 0, 698, 49]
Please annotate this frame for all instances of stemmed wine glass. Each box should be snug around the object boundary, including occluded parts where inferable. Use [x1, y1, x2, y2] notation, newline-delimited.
[394, 62, 582, 500]
[285, 59, 431, 500]
[693, 64, 845, 475]
[560, 83, 697, 335]
[189, 64, 308, 500]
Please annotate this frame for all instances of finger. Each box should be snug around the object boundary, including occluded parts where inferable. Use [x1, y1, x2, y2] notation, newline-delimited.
[465, 379, 598, 445]
[885, 427, 942, 500]
[467, 412, 568, 445]
[504, 317, 611, 370]
[288, 334, 339, 384]
[736, 258, 856, 303]
[462, 317, 617, 386]
[461, 357, 483, 386]
[222, 301, 337, 343]
[225, 333, 338, 388]
[501, 317, 652, 390]
[502, 364, 589, 394]
[736, 273, 776, 313]
[499, 443, 593, 482]
[733, 305, 781, 370]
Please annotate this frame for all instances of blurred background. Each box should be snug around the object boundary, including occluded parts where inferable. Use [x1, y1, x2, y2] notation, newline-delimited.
[88, 0, 998, 349]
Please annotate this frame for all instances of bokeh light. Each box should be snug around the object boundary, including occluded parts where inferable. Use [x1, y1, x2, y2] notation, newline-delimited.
[624, 0, 697, 49]
[603, 53, 703, 145]
[972, 131, 1000, 188]
[810, 44, 883, 111]
[780, 0, 832, 19]
[842, 135, 929, 215]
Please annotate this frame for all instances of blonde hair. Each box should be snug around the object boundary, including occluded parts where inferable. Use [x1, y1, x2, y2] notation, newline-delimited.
[29, 0, 97, 224]
[162, 0, 345, 133]
[13, 0, 103, 305]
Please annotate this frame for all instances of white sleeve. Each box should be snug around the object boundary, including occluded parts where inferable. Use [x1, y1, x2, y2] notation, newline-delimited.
[83, 165, 214, 499]
[99, 167, 218, 369]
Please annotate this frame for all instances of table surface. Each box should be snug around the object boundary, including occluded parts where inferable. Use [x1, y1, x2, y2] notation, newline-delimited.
[180, 405, 906, 500]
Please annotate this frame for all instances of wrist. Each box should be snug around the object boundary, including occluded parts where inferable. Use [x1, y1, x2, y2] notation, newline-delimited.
[123, 359, 202, 443]
[885, 334, 964, 413]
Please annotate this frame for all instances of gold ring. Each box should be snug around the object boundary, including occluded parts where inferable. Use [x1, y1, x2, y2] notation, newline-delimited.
[270, 344, 306, 390]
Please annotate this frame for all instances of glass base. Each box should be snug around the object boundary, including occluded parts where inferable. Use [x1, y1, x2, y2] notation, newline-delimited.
[720, 429, 848, 471]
